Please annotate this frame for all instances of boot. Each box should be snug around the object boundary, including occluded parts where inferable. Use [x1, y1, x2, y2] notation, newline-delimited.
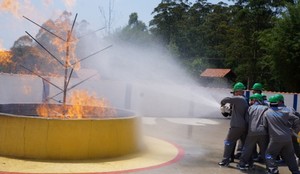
[218, 158, 230, 167]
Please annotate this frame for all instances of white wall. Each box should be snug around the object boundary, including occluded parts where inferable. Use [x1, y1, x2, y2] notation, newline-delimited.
[0, 73, 299, 117]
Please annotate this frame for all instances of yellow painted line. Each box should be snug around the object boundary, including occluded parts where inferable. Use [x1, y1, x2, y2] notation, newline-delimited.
[0, 136, 183, 173]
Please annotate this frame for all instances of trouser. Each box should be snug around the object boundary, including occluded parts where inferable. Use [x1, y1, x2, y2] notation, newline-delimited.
[265, 140, 299, 173]
[222, 127, 246, 160]
[236, 138, 245, 154]
[292, 135, 300, 159]
[239, 134, 268, 165]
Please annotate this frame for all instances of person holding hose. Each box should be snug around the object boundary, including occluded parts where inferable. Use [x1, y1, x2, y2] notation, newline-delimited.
[218, 82, 249, 166]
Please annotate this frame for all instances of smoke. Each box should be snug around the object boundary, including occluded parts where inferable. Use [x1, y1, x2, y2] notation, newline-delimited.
[62, 0, 76, 11]
[0, 1, 227, 118]
[76, 34, 226, 118]
[0, 39, 4, 50]
[0, 0, 76, 18]
[0, 0, 79, 50]
[0, 0, 20, 17]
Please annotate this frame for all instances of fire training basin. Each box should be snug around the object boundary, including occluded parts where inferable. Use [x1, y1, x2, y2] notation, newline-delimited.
[0, 104, 142, 160]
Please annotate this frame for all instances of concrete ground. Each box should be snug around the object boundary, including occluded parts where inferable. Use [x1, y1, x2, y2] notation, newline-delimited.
[135, 116, 292, 174]
[0, 116, 293, 174]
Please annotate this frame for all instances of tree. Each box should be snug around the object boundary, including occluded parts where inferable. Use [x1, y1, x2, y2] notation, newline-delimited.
[226, 0, 295, 88]
[149, 0, 191, 46]
[259, 2, 300, 92]
[199, 2, 233, 68]
[149, 0, 233, 77]
[6, 11, 81, 76]
[115, 12, 152, 46]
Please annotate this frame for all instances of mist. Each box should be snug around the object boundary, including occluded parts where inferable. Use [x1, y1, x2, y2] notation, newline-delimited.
[74, 34, 228, 118]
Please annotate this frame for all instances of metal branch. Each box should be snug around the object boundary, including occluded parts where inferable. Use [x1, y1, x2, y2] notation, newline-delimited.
[45, 92, 63, 103]
[70, 13, 78, 35]
[19, 65, 64, 91]
[25, 31, 65, 67]
[71, 45, 112, 66]
[67, 73, 98, 91]
[66, 68, 74, 90]
[23, 16, 66, 42]
[46, 73, 98, 102]
[77, 27, 105, 39]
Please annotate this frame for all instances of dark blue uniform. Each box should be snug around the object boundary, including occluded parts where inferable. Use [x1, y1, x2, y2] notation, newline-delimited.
[219, 95, 249, 165]
[263, 106, 300, 174]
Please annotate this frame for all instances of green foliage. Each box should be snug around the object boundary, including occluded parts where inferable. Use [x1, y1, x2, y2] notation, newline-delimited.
[147, 0, 299, 92]
[259, 2, 300, 92]
[115, 12, 153, 46]
[3, 1, 300, 92]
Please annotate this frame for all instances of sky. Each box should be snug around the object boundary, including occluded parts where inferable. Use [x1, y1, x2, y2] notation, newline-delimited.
[0, 0, 229, 50]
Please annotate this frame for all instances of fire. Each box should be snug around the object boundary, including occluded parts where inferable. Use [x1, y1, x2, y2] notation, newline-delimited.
[44, 12, 80, 70]
[0, 0, 20, 17]
[37, 90, 116, 118]
[0, 50, 13, 66]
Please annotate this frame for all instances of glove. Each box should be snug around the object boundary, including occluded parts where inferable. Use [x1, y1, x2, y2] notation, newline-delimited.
[220, 103, 231, 117]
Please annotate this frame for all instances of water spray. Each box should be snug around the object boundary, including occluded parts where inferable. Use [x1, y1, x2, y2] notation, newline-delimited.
[21, 13, 112, 117]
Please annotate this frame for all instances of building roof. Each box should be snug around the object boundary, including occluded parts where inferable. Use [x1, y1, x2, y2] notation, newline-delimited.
[200, 68, 232, 77]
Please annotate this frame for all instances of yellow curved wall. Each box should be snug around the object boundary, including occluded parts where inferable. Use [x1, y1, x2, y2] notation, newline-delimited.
[0, 114, 142, 160]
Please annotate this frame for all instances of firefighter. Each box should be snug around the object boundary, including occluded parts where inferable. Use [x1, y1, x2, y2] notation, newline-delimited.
[276, 94, 300, 164]
[263, 95, 300, 174]
[262, 93, 269, 106]
[252, 82, 268, 106]
[250, 83, 268, 162]
[252, 83, 263, 94]
[237, 93, 268, 170]
[218, 82, 249, 166]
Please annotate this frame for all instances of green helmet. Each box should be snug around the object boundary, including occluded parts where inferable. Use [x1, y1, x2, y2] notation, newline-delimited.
[275, 94, 284, 102]
[268, 95, 279, 104]
[252, 83, 263, 91]
[250, 93, 263, 101]
[233, 82, 246, 92]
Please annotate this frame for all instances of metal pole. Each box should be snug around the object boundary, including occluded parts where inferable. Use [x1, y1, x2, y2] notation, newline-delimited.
[293, 93, 298, 111]
[63, 30, 71, 115]
[245, 90, 250, 103]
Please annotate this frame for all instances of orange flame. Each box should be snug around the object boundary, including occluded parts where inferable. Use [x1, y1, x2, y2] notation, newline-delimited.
[0, 0, 20, 17]
[0, 50, 13, 66]
[43, 12, 80, 71]
[37, 90, 116, 119]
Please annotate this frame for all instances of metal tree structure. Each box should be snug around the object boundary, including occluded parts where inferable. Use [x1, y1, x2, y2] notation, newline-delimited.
[22, 13, 112, 115]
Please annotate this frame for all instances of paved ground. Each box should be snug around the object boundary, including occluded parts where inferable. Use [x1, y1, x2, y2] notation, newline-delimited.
[0, 116, 293, 174]
[135, 116, 292, 174]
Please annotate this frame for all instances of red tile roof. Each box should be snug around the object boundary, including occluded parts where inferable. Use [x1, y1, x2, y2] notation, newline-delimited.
[200, 68, 232, 77]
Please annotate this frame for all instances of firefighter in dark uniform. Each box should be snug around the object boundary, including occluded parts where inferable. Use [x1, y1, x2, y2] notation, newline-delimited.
[276, 94, 300, 164]
[252, 82, 268, 106]
[237, 93, 268, 170]
[252, 83, 263, 94]
[263, 95, 300, 174]
[218, 82, 249, 166]
[250, 82, 268, 163]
